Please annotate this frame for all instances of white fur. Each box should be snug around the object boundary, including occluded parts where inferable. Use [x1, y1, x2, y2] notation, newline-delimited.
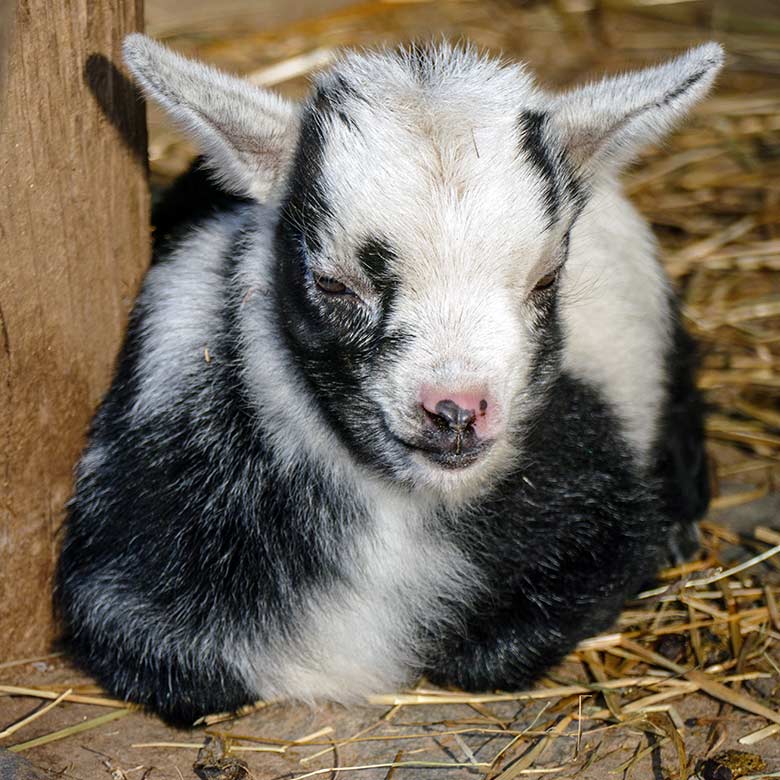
[131, 211, 245, 420]
[230, 481, 478, 700]
[562, 184, 672, 460]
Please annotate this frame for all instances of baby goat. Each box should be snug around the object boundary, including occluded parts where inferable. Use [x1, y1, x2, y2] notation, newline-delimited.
[57, 36, 721, 724]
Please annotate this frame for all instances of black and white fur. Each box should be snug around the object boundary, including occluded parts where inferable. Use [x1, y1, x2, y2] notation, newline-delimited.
[57, 38, 719, 724]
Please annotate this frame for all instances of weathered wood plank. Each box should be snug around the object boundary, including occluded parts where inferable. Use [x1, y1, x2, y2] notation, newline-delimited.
[0, 0, 149, 659]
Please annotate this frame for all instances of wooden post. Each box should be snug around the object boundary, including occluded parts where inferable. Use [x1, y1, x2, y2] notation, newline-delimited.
[0, 1, 149, 660]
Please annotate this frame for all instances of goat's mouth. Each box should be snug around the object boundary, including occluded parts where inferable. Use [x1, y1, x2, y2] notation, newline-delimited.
[417, 445, 492, 470]
[389, 431, 495, 470]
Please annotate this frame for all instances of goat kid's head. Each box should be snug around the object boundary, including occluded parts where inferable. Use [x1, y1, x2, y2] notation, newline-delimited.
[125, 36, 723, 497]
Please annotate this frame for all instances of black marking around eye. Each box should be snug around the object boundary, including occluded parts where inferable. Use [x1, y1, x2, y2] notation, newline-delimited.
[358, 239, 395, 283]
[358, 238, 399, 307]
[274, 150, 406, 477]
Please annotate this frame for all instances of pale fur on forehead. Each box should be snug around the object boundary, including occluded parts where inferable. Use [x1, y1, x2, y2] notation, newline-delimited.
[306, 45, 555, 275]
[315, 41, 538, 111]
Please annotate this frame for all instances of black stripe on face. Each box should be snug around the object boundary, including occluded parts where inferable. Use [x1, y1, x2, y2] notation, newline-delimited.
[517, 110, 560, 224]
[517, 110, 590, 231]
[312, 74, 366, 131]
[273, 116, 407, 475]
[279, 105, 332, 256]
[275, 102, 339, 350]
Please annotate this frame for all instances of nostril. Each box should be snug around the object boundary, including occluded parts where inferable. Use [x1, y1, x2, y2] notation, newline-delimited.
[419, 387, 493, 441]
[434, 399, 477, 432]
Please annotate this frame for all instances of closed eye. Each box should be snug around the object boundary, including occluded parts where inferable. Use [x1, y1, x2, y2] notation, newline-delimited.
[314, 273, 355, 296]
[532, 267, 560, 292]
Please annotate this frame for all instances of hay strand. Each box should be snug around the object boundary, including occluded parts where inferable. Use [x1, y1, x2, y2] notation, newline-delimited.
[7, 709, 131, 753]
[0, 688, 72, 740]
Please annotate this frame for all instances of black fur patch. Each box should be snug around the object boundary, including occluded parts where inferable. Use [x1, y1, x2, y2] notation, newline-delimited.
[425, 370, 669, 690]
[525, 272, 565, 388]
[358, 238, 400, 314]
[357, 239, 391, 282]
[57, 201, 357, 725]
[517, 111, 587, 229]
[279, 105, 333, 256]
[653, 304, 710, 560]
[151, 158, 250, 259]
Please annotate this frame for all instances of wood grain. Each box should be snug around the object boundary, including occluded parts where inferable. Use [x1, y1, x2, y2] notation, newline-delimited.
[0, 0, 149, 660]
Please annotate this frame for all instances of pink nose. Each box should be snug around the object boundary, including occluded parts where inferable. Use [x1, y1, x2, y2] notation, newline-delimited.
[420, 387, 492, 438]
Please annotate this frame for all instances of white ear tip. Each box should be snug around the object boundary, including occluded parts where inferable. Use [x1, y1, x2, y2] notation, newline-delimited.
[686, 41, 725, 71]
[123, 33, 164, 74]
[122, 32, 147, 63]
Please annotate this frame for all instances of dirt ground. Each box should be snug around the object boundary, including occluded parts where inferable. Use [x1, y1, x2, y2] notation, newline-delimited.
[1, 654, 778, 780]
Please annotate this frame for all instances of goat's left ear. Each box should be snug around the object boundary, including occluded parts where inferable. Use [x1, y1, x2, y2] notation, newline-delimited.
[549, 43, 724, 174]
[123, 34, 300, 203]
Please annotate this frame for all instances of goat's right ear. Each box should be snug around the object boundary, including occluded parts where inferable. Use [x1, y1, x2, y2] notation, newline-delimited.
[547, 43, 724, 175]
[124, 34, 300, 203]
